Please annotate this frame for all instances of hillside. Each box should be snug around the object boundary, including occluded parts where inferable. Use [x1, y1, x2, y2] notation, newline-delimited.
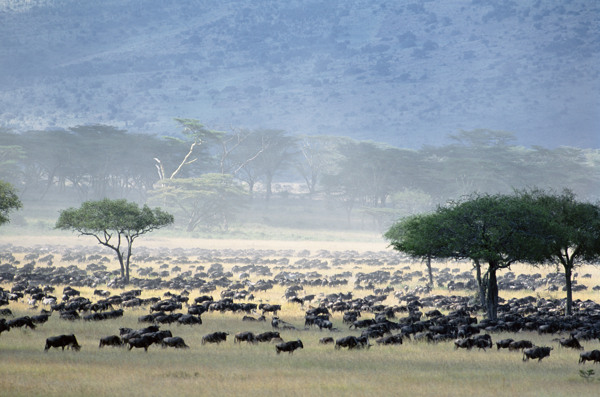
[0, 0, 598, 148]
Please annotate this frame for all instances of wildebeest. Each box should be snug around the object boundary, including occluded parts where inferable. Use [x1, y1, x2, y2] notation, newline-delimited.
[0, 319, 10, 334]
[523, 346, 553, 362]
[319, 337, 334, 345]
[127, 335, 155, 352]
[335, 335, 370, 350]
[260, 303, 281, 316]
[557, 334, 583, 350]
[202, 332, 228, 345]
[234, 331, 257, 344]
[8, 316, 36, 329]
[376, 334, 403, 345]
[509, 340, 534, 351]
[256, 331, 281, 343]
[275, 339, 303, 354]
[496, 338, 514, 350]
[161, 336, 189, 349]
[99, 335, 124, 348]
[579, 350, 600, 364]
[45, 334, 81, 351]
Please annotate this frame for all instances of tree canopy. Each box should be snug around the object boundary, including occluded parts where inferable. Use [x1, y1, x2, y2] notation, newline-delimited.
[386, 192, 554, 320]
[55, 198, 173, 283]
[0, 180, 22, 226]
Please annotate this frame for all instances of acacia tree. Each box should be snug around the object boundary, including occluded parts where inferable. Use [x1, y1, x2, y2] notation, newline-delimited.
[55, 199, 173, 283]
[519, 189, 600, 316]
[0, 180, 22, 226]
[386, 193, 551, 320]
[384, 212, 451, 288]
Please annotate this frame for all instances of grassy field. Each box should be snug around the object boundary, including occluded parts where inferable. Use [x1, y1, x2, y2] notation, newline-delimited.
[1, 236, 600, 397]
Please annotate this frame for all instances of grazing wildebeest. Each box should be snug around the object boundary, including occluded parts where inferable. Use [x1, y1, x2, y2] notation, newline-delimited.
[376, 334, 403, 345]
[234, 331, 257, 344]
[256, 331, 281, 343]
[276, 339, 303, 354]
[127, 335, 155, 352]
[579, 350, 600, 364]
[45, 334, 81, 351]
[99, 335, 124, 348]
[202, 332, 229, 345]
[8, 316, 36, 330]
[335, 336, 370, 350]
[509, 340, 534, 351]
[260, 304, 281, 316]
[0, 319, 10, 334]
[523, 346, 553, 362]
[558, 334, 583, 350]
[161, 337, 189, 349]
[496, 338, 514, 350]
[319, 337, 334, 345]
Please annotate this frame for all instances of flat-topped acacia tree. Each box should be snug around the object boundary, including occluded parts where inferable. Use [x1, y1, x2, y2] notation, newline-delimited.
[56, 198, 174, 283]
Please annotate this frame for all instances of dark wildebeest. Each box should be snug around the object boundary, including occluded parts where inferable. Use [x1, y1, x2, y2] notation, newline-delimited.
[256, 331, 281, 343]
[523, 346, 553, 362]
[45, 334, 81, 351]
[127, 335, 155, 352]
[260, 304, 281, 316]
[8, 316, 36, 330]
[202, 332, 228, 345]
[496, 338, 514, 350]
[376, 334, 403, 345]
[335, 336, 370, 350]
[509, 340, 534, 351]
[579, 350, 600, 364]
[0, 319, 10, 334]
[234, 331, 257, 344]
[558, 334, 583, 350]
[276, 339, 303, 354]
[99, 335, 123, 348]
[161, 337, 189, 349]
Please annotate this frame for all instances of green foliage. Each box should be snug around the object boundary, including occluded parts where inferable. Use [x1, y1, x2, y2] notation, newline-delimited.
[0, 180, 23, 226]
[55, 198, 173, 282]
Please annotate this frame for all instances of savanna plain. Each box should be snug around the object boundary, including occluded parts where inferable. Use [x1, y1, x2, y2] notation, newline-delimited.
[0, 234, 599, 397]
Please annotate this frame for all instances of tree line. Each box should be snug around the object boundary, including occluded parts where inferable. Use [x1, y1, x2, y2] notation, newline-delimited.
[385, 189, 600, 319]
[1, 122, 599, 231]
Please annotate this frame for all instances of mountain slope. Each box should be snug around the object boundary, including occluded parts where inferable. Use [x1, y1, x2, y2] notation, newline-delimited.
[0, 0, 598, 148]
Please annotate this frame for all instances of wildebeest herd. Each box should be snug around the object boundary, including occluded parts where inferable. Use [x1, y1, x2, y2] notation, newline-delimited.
[1, 244, 600, 365]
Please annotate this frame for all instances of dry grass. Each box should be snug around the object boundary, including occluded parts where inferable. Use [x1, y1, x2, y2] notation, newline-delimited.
[1, 236, 600, 396]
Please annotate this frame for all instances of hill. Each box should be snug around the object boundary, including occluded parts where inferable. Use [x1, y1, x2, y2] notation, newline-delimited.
[0, 0, 598, 148]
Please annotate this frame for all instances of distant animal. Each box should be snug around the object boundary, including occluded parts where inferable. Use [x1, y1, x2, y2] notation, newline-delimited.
[127, 335, 155, 352]
[161, 337, 189, 349]
[99, 335, 123, 348]
[256, 331, 281, 343]
[523, 346, 553, 362]
[319, 337, 334, 345]
[234, 331, 257, 344]
[579, 350, 600, 364]
[376, 334, 403, 345]
[335, 336, 370, 350]
[45, 334, 81, 351]
[8, 316, 36, 330]
[509, 340, 534, 351]
[276, 339, 304, 354]
[557, 334, 583, 350]
[496, 338, 514, 350]
[202, 332, 228, 345]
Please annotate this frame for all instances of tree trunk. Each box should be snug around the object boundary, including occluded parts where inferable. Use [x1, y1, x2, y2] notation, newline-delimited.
[426, 254, 433, 288]
[474, 259, 486, 308]
[486, 266, 498, 321]
[564, 265, 572, 316]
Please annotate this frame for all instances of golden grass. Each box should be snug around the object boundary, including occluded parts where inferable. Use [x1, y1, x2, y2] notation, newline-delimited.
[1, 236, 600, 396]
